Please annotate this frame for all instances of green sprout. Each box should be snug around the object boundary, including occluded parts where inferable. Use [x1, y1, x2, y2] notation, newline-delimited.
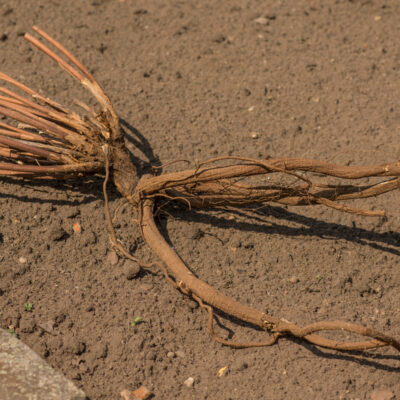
[8, 327, 17, 337]
[131, 316, 143, 327]
[315, 275, 323, 281]
[24, 302, 33, 312]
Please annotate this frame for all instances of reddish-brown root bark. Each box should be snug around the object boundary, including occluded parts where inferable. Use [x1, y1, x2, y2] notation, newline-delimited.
[140, 197, 400, 353]
[1, 28, 399, 357]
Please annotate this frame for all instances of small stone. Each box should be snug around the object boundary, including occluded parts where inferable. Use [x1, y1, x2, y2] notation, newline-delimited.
[251, 132, 259, 139]
[167, 351, 175, 358]
[254, 17, 268, 25]
[289, 276, 299, 284]
[248, 105, 255, 112]
[374, 15, 382, 21]
[183, 377, 194, 388]
[371, 389, 394, 400]
[218, 366, 229, 377]
[107, 251, 119, 266]
[18, 256, 27, 264]
[0, 33, 8, 41]
[72, 222, 82, 234]
[120, 389, 133, 400]
[176, 350, 185, 358]
[132, 385, 152, 400]
[124, 260, 141, 280]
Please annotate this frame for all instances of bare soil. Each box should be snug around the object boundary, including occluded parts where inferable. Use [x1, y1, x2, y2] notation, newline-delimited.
[1, 1, 399, 399]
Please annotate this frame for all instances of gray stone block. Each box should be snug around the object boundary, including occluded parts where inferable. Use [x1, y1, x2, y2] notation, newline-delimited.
[0, 328, 87, 400]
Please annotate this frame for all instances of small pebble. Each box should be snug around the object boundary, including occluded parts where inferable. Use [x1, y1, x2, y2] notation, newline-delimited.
[167, 351, 175, 358]
[176, 350, 185, 358]
[132, 385, 152, 400]
[371, 389, 394, 400]
[248, 105, 255, 112]
[124, 260, 141, 280]
[73, 222, 82, 234]
[120, 389, 133, 400]
[183, 377, 194, 388]
[254, 17, 268, 25]
[374, 15, 382, 21]
[18, 256, 27, 264]
[251, 132, 259, 139]
[289, 276, 299, 284]
[218, 366, 229, 377]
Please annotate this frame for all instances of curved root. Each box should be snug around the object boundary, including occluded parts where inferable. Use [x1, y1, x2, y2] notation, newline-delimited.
[140, 197, 400, 353]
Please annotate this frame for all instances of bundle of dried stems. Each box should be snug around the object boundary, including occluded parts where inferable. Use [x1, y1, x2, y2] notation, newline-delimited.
[1, 27, 399, 354]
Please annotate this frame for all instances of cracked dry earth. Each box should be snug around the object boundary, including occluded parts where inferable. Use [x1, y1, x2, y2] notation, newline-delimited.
[0, 1, 399, 399]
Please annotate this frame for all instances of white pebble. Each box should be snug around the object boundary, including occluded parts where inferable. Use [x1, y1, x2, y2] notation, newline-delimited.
[183, 377, 194, 388]
[18, 256, 27, 264]
[254, 17, 268, 25]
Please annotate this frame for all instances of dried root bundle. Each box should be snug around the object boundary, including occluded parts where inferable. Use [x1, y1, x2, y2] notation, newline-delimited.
[1, 28, 399, 356]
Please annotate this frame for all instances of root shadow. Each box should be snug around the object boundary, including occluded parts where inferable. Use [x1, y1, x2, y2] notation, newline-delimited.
[162, 204, 400, 256]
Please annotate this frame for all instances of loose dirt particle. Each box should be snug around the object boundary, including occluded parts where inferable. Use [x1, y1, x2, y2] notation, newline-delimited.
[124, 260, 141, 280]
[371, 389, 395, 400]
[175, 350, 185, 358]
[120, 389, 133, 400]
[47, 226, 68, 242]
[107, 250, 119, 266]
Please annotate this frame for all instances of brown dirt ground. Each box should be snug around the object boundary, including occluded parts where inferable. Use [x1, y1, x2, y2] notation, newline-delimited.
[1, 1, 400, 399]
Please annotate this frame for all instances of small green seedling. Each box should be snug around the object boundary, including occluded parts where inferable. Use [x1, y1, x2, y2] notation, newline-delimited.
[8, 327, 17, 337]
[315, 275, 323, 281]
[24, 302, 33, 312]
[131, 316, 143, 327]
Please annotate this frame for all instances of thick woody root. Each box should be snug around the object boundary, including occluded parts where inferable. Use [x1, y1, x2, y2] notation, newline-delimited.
[1, 28, 399, 355]
[133, 156, 400, 217]
[140, 198, 400, 352]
